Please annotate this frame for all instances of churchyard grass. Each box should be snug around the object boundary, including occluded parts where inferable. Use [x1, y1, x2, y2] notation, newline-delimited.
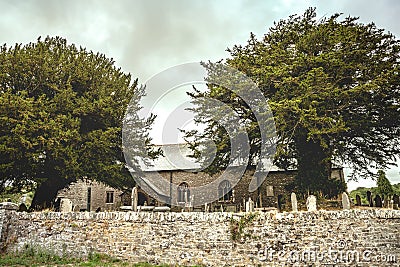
[0, 246, 198, 267]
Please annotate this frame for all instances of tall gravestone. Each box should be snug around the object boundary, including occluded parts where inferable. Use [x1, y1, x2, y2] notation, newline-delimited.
[367, 191, 373, 207]
[393, 194, 399, 210]
[246, 197, 254, 212]
[355, 195, 362, 206]
[306, 195, 317, 212]
[342, 192, 351, 210]
[374, 195, 383, 208]
[291, 193, 298, 212]
[132, 187, 138, 212]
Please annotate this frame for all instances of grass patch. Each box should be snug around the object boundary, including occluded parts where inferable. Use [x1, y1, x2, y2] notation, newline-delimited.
[0, 245, 201, 266]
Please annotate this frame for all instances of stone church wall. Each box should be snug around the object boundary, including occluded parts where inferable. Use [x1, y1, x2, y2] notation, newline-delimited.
[57, 179, 123, 212]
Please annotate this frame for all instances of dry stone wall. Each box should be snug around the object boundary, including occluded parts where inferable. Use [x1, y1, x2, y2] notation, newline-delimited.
[0, 209, 399, 266]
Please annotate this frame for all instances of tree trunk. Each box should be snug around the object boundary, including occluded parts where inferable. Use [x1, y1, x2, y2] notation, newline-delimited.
[30, 177, 72, 210]
[294, 135, 331, 195]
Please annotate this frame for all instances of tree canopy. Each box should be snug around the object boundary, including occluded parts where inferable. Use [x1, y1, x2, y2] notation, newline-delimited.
[0, 36, 153, 208]
[185, 8, 400, 196]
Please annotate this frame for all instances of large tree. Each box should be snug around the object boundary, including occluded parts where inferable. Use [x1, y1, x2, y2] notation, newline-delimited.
[186, 8, 400, 196]
[0, 36, 153, 208]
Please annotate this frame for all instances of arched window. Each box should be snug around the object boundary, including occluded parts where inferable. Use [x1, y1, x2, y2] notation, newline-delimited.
[218, 180, 232, 202]
[177, 182, 190, 203]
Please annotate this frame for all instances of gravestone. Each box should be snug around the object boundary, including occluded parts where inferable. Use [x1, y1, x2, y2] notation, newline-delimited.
[18, 203, 28, 212]
[342, 192, 351, 210]
[246, 197, 254, 212]
[306, 195, 317, 212]
[384, 196, 389, 208]
[291, 192, 298, 212]
[190, 195, 195, 207]
[355, 195, 362, 206]
[19, 194, 27, 204]
[60, 198, 73, 212]
[131, 187, 138, 212]
[204, 203, 209, 212]
[393, 194, 399, 210]
[277, 195, 284, 212]
[367, 191, 373, 207]
[374, 195, 383, 208]
[73, 205, 80, 212]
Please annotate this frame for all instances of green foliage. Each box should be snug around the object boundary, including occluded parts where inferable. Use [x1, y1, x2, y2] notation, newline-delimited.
[0, 36, 156, 207]
[185, 8, 400, 196]
[0, 187, 34, 206]
[0, 244, 127, 266]
[376, 170, 394, 197]
[349, 182, 399, 204]
[230, 213, 258, 242]
[0, 245, 199, 266]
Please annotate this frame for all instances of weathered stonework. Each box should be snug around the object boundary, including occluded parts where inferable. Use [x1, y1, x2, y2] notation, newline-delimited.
[57, 179, 123, 212]
[0, 209, 399, 266]
[152, 168, 343, 210]
[54, 143, 345, 212]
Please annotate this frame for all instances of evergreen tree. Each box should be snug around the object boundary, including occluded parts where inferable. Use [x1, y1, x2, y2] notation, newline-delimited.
[376, 170, 394, 197]
[0, 36, 155, 208]
[186, 8, 400, 196]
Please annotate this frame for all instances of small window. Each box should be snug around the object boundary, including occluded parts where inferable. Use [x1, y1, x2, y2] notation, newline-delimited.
[218, 180, 232, 202]
[266, 186, 274, 197]
[106, 191, 114, 203]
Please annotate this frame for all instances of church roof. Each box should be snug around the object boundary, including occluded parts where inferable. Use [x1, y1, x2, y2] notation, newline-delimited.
[140, 143, 284, 172]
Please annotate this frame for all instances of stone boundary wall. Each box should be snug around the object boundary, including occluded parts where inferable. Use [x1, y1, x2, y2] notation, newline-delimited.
[0, 210, 400, 266]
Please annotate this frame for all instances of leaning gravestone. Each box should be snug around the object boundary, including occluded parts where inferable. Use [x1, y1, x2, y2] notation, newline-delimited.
[306, 195, 317, 212]
[291, 192, 298, 212]
[60, 198, 73, 212]
[342, 192, 351, 210]
[374, 195, 383, 208]
[355, 195, 362, 206]
[367, 191, 373, 207]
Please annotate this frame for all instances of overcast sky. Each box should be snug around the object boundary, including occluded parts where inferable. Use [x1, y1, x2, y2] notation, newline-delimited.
[1, 0, 399, 190]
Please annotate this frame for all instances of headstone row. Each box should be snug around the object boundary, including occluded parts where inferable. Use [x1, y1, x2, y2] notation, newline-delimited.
[288, 192, 351, 212]
[355, 192, 399, 209]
